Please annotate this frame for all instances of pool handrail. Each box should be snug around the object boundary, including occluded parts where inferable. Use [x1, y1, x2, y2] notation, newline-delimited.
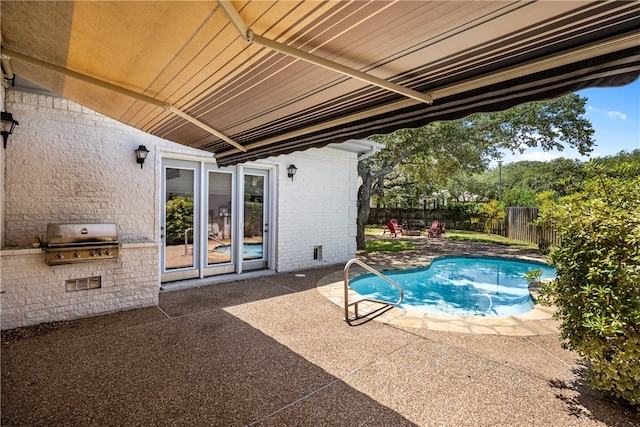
[343, 259, 404, 322]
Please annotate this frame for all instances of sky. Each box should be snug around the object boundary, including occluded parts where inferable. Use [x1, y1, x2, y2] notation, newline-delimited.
[497, 78, 640, 165]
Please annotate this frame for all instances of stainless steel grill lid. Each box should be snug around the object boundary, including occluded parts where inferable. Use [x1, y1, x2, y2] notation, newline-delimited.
[45, 223, 119, 265]
[46, 223, 118, 245]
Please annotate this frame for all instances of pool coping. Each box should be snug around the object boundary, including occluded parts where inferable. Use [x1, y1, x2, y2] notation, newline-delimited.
[317, 255, 561, 336]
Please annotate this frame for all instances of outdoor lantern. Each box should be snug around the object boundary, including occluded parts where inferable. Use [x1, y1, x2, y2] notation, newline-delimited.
[135, 145, 150, 169]
[287, 164, 297, 181]
[1, 111, 19, 149]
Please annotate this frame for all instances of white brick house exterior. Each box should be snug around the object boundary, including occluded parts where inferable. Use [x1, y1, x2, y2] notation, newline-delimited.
[0, 88, 358, 329]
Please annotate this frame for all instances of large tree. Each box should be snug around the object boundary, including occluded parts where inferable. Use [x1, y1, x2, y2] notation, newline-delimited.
[357, 94, 594, 250]
[462, 157, 586, 202]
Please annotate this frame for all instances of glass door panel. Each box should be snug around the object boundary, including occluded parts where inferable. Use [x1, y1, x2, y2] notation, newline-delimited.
[162, 161, 200, 282]
[206, 170, 234, 267]
[242, 169, 268, 271]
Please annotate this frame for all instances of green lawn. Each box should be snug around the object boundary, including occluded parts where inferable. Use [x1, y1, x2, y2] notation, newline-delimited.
[365, 225, 537, 252]
[444, 229, 538, 249]
[365, 239, 420, 253]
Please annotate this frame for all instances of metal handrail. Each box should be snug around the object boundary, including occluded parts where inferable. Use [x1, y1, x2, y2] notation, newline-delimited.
[343, 259, 404, 322]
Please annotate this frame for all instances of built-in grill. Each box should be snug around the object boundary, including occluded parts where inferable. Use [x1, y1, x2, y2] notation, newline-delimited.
[45, 223, 119, 265]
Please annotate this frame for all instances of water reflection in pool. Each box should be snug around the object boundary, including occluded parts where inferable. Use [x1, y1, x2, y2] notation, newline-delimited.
[349, 256, 556, 316]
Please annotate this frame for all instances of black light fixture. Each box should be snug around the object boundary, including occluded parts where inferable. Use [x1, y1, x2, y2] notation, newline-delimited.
[287, 164, 297, 181]
[135, 145, 150, 169]
[1, 111, 19, 149]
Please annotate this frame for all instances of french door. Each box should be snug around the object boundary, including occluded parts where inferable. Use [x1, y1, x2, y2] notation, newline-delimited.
[241, 168, 269, 271]
[203, 165, 236, 276]
[161, 159, 199, 282]
[161, 160, 270, 282]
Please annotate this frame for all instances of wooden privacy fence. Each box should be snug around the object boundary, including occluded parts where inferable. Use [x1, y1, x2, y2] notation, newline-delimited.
[369, 208, 464, 227]
[507, 207, 561, 247]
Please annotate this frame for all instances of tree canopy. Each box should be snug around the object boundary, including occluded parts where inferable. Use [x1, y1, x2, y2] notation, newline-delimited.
[356, 93, 595, 249]
[463, 149, 640, 204]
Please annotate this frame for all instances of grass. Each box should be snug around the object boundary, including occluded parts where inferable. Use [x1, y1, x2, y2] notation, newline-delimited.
[365, 225, 538, 252]
[365, 239, 420, 253]
[444, 229, 538, 249]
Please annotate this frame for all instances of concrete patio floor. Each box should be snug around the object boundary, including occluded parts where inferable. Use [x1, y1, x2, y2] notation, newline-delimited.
[2, 238, 639, 426]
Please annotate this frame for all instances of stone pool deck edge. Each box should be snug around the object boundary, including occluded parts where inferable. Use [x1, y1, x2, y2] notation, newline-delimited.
[317, 255, 561, 336]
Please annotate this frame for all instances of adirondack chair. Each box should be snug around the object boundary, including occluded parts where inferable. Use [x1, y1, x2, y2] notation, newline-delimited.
[428, 220, 440, 238]
[428, 220, 445, 238]
[386, 220, 402, 237]
[390, 219, 403, 234]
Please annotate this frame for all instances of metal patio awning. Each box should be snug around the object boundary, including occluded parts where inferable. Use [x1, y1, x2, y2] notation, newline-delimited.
[1, 1, 639, 166]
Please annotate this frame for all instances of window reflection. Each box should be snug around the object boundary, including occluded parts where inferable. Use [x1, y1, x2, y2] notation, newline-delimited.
[164, 168, 194, 270]
[207, 172, 233, 265]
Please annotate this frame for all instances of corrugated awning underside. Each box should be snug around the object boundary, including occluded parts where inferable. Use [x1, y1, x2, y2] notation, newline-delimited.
[2, 1, 639, 166]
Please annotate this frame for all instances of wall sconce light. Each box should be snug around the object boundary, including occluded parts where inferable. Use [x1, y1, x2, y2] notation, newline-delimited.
[135, 145, 150, 169]
[287, 164, 297, 181]
[1, 111, 19, 149]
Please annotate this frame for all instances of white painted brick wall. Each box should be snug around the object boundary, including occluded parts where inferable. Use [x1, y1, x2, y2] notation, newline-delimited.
[262, 147, 358, 271]
[1, 85, 6, 249]
[1, 89, 359, 329]
[1, 90, 169, 329]
[1, 245, 158, 329]
[2, 90, 164, 245]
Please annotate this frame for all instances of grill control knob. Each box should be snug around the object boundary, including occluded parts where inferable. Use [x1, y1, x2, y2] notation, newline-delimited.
[73, 251, 81, 258]
[56, 252, 64, 260]
[90, 250, 97, 257]
[104, 248, 112, 256]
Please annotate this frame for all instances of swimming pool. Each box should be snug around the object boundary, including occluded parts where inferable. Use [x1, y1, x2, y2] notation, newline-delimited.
[349, 256, 556, 316]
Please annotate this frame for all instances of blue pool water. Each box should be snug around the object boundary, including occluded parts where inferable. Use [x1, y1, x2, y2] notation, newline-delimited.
[349, 256, 556, 316]
[214, 243, 263, 259]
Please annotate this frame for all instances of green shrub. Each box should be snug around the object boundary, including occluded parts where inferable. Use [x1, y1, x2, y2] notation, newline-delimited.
[165, 194, 194, 245]
[538, 162, 640, 408]
[481, 199, 506, 234]
[442, 202, 484, 223]
[502, 187, 538, 207]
